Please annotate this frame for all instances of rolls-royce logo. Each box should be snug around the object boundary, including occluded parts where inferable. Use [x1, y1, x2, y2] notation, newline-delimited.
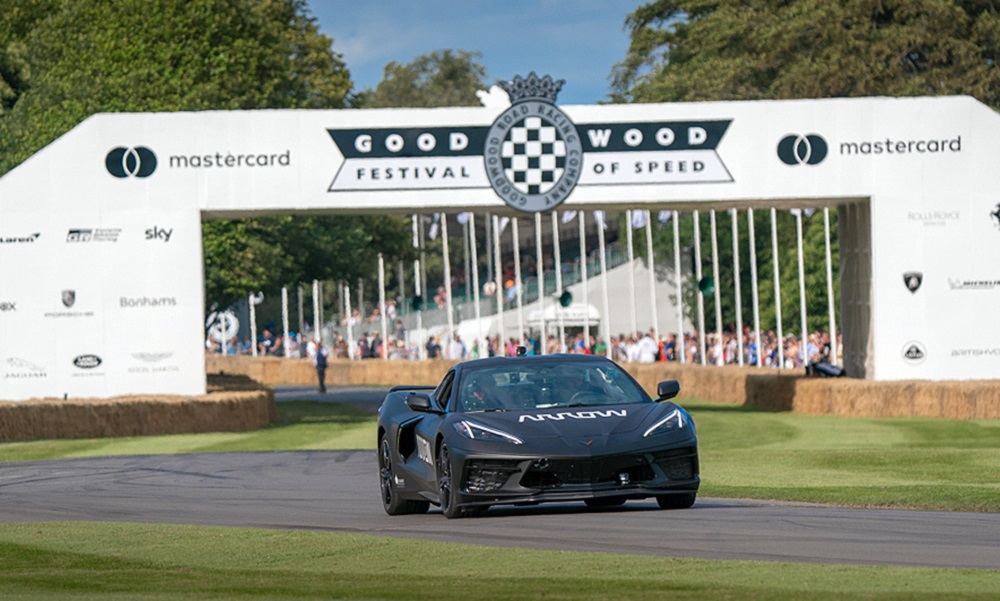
[484, 73, 582, 213]
[903, 271, 923, 293]
[106, 146, 157, 178]
[778, 134, 828, 166]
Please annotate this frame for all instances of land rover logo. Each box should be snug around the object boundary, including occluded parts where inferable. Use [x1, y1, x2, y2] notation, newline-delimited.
[903, 271, 923, 293]
[73, 354, 102, 369]
[484, 73, 582, 213]
[902, 341, 926, 365]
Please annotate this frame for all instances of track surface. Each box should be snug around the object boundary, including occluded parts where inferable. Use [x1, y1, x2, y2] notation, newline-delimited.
[0, 387, 997, 570]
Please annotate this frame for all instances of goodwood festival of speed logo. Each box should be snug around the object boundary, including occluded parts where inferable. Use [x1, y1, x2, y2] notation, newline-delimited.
[326, 73, 733, 213]
[483, 73, 582, 212]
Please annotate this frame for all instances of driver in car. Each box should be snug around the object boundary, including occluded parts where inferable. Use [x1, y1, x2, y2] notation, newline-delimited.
[464, 373, 505, 411]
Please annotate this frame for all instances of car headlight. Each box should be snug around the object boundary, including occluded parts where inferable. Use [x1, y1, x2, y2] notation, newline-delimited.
[454, 420, 524, 444]
[643, 408, 691, 438]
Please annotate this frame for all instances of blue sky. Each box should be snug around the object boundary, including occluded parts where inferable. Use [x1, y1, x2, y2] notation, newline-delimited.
[305, 1, 636, 105]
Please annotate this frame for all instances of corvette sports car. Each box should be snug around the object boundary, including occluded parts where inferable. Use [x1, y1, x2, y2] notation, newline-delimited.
[377, 353, 699, 518]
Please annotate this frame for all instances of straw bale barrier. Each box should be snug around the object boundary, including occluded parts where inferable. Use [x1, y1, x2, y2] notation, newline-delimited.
[0, 374, 275, 442]
[207, 355, 1000, 421]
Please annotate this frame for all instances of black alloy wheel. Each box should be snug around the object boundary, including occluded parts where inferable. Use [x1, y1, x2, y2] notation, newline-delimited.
[656, 493, 696, 509]
[379, 436, 428, 515]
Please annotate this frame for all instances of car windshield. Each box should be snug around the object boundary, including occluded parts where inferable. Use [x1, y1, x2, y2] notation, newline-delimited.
[456, 360, 650, 413]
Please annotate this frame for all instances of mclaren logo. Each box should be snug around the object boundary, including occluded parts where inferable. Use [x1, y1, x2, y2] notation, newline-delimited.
[519, 409, 627, 423]
[778, 134, 828, 166]
[106, 146, 157, 178]
[484, 73, 582, 212]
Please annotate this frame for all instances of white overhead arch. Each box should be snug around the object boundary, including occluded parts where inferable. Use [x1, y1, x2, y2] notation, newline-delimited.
[2, 90, 999, 400]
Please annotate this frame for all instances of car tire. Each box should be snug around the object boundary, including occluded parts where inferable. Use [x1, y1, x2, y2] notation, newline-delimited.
[436, 443, 466, 519]
[656, 493, 696, 510]
[379, 436, 429, 515]
[584, 497, 627, 507]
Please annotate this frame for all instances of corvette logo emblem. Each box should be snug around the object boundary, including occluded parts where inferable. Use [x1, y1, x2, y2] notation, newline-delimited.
[580, 439, 594, 447]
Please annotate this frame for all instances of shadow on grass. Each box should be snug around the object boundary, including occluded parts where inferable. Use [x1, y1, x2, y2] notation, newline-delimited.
[275, 401, 375, 426]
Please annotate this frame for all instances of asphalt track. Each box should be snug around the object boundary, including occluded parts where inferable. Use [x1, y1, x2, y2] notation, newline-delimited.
[0, 386, 997, 570]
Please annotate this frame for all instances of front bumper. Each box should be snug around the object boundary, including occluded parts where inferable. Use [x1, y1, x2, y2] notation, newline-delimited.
[448, 443, 700, 508]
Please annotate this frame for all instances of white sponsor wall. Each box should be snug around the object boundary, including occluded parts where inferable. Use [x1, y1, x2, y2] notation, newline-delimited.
[1, 94, 998, 399]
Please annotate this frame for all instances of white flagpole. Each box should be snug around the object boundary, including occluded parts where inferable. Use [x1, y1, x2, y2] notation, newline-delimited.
[470, 214, 482, 348]
[297, 284, 304, 338]
[579, 212, 591, 350]
[312, 279, 320, 342]
[748, 209, 762, 368]
[693, 210, 706, 365]
[441, 212, 455, 343]
[552, 211, 566, 352]
[344, 284, 354, 360]
[411, 215, 424, 359]
[824, 207, 838, 365]
[795, 209, 808, 366]
[463, 216, 470, 306]
[249, 293, 258, 357]
[673, 211, 685, 364]
[281, 286, 290, 359]
[512, 217, 525, 346]
[378, 253, 388, 359]
[645, 211, 659, 343]
[534, 212, 546, 354]
[710, 210, 723, 366]
[771, 208, 784, 368]
[730, 209, 744, 366]
[626, 209, 638, 337]
[597, 212, 612, 359]
[492, 214, 506, 356]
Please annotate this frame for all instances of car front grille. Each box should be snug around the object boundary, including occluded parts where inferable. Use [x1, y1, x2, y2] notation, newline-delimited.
[464, 459, 522, 493]
[519, 455, 655, 489]
[651, 446, 698, 481]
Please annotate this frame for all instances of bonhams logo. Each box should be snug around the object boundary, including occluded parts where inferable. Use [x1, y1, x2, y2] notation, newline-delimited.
[778, 134, 828, 166]
[106, 146, 157, 178]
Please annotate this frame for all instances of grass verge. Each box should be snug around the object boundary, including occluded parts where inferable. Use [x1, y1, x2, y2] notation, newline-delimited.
[1, 522, 997, 601]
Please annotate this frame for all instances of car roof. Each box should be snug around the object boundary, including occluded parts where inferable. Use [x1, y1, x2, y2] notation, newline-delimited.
[454, 353, 614, 373]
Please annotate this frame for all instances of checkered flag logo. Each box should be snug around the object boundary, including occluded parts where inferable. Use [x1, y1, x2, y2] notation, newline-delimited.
[501, 117, 568, 195]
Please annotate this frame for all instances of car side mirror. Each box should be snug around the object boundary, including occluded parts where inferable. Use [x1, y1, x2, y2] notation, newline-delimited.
[656, 380, 681, 401]
[405, 392, 435, 412]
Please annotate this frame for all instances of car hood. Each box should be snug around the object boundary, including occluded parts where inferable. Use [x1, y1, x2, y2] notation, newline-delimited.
[460, 402, 673, 439]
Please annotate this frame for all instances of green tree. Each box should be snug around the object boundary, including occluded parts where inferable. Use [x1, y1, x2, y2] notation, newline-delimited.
[362, 49, 488, 108]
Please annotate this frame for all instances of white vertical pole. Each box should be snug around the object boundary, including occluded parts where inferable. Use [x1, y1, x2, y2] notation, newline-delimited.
[730, 209, 744, 366]
[597, 212, 612, 359]
[824, 207, 838, 365]
[693, 210, 706, 365]
[378, 253, 388, 359]
[463, 217, 470, 306]
[281, 286, 290, 359]
[673, 211, 685, 364]
[470, 214, 482, 348]
[534, 212, 546, 354]
[552, 212, 566, 352]
[344, 285, 354, 360]
[626, 209, 638, 337]
[771, 208, 784, 368]
[748, 209, 762, 368]
[645, 211, 659, 343]
[297, 284, 304, 337]
[312, 279, 320, 342]
[411, 215, 424, 359]
[710, 210, 723, 366]
[493, 214, 506, 356]
[249, 293, 258, 357]
[795, 209, 808, 366]
[441, 212, 455, 343]
[579, 212, 590, 350]
[220, 313, 228, 356]
[485, 212, 493, 285]
[512, 218, 525, 346]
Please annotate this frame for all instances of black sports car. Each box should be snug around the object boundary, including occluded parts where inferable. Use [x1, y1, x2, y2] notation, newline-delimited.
[377, 353, 699, 518]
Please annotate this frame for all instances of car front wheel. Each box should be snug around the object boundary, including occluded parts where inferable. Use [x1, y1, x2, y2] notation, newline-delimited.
[379, 436, 429, 515]
[656, 493, 696, 509]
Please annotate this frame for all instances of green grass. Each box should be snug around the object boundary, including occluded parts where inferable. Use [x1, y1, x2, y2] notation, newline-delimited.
[3, 399, 1000, 511]
[0, 522, 996, 601]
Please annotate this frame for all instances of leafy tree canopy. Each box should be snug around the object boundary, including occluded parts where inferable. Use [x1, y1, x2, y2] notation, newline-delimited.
[612, 0, 1000, 108]
[361, 49, 488, 108]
